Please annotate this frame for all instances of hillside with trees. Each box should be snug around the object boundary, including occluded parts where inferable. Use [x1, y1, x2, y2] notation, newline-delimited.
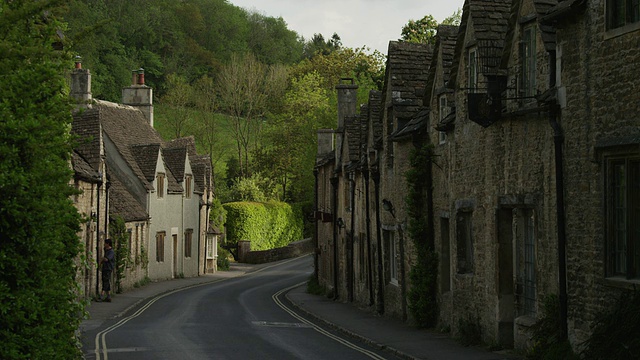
[61, 0, 386, 211]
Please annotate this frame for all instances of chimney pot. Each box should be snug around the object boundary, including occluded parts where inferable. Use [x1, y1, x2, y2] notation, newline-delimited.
[74, 55, 82, 69]
[131, 70, 138, 86]
[137, 68, 145, 86]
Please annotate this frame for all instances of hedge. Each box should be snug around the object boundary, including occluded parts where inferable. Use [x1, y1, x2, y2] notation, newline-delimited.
[223, 201, 303, 251]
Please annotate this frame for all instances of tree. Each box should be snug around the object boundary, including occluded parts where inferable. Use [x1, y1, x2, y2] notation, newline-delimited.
[0, 1, 83, 358]
[302, 32, 342, 59]
[161, 73, 194, 138]
[400, 9, 462, 45]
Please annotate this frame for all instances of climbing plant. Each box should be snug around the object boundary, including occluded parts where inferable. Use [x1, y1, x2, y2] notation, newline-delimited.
[109, 216, 129, 293]
[406, 145, 439, 328]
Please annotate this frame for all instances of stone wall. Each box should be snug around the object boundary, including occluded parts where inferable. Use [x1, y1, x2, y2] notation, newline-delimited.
[238, 238, 314, 264]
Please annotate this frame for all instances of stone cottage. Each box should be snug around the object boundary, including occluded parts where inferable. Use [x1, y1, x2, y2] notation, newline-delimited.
[71, 62, 215, 297]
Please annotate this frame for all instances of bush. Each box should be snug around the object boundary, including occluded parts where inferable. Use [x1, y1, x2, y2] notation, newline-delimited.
[217, 245, 231, 271]
[527, 294, 577, 360]
[0, 2, 84, 357]
[223, 201, 303, 250]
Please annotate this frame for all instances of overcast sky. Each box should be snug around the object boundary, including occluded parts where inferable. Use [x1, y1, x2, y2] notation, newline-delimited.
[228, 0, 464, 55]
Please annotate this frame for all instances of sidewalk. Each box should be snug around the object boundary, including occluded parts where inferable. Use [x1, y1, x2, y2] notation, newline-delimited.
[81, 261, 522, 360]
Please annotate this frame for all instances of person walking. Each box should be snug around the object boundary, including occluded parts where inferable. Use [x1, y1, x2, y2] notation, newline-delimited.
[100, 238, 115, 302]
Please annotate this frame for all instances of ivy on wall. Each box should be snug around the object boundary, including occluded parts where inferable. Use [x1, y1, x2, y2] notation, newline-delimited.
[406, 145, 439, 328]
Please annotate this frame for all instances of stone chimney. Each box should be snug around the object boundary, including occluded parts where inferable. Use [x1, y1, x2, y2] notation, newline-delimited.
[317, 129, 335, 156]
[70, 56, 92, 109]
[122, 68, 154, 127]
[336, 78, 358, 130]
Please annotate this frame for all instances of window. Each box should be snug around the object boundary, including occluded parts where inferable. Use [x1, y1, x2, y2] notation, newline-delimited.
[468, 49, 478, 92]
[439, 95, 448, 144]
[157, 173, 165, 199]
[520, 26, 537, 99]
[515, 209, 536, 317]
[184, 229, 193, 258]
[385, 230, 398, 284]
[185, 174, 192, 199]
[607, 0, 640, 30]
[156, 231, 165, 262]
[606, 156, 640, 279]
[206, 235, 218, 260]
[456, 211, 473, 274]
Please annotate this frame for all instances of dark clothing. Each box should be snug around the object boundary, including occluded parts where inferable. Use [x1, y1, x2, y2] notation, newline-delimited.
[102, 247, 115, 292]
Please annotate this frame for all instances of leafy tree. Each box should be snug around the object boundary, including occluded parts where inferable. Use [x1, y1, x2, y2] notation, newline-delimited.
[160, 73, 195, 138]
[303, 32, 342, 59]
[0, 1, 83, 358]
[400, 9, 462, 45]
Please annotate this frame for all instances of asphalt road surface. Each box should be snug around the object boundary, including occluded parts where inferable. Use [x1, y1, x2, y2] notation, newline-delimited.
[82, 256, 398, 359]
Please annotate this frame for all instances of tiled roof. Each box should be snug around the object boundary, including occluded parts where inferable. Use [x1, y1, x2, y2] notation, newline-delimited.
[108, 175, 148, 222]
[163, 147, 187, 181]
[72, 151, 101, 183]
[190, 154, 211, 195]
[449, 0, 512, 88]
[345, 115, 362, 163]
[382, 41, 433, 120]
[424, 25, 459, 103]
[130, 144, 161, 182]
[390, 108, 430, 141]
[71, 108, 102, 171]
[368, 90, 383, 147]
[166, 136, 197, 156]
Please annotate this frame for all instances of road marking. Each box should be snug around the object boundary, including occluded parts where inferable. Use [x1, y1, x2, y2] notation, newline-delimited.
[93, 256, 306, 360]
[272, 282, 388, 360]
[252, 320, 313, 328]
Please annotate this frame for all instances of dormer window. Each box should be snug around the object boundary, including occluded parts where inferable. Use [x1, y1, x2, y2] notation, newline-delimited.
[468, 49, 478, 92]
[185, 174, 192, 199]
[156, 173, 165, 199]
[520, 26, 537, 100]
[606, 0, 640, 30]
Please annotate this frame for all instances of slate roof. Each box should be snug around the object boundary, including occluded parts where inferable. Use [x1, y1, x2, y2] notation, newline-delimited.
[345, 115, 362, 164]
[163, 147, 187, 182]
[130, 144, 161, 183]
[390, 108, 430, 141]
[72, 151, 101, 183]
[368, 90, 383, 147]
[108, 174, 149, 222]
[449, 0, 512, 88]
[190, 154, 211, 195]
[424, 25, 459, 103]
[71, 108, 102, 171]
[382, 41, 433, 120]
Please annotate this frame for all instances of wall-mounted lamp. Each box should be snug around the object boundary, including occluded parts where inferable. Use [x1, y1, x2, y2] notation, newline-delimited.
[337, 217, 346, 229]
[382, 199, 396, 218]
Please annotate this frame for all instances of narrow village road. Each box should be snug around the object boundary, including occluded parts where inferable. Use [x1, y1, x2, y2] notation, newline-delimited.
[83, 256, 397, 360]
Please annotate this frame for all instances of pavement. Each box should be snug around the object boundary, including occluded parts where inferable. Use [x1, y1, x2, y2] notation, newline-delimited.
[80, 259, 521, 360]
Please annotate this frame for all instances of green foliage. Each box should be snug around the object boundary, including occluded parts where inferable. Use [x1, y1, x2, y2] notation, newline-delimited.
[527, 294, 577, 360]
[109, 216, 129, 293]
[227, 173, 277, 203]
[216, 245, 231, 271]
[223, 201, 303, 251]
[406, 146, 438, 328]
[133, 276, 151, 288]
[0, 1, 84, 358]
[400, 9, 462, 45]
[581, 290, 640, 360]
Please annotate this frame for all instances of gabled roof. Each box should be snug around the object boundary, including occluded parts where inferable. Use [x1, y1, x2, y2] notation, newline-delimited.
[163, 147, 188, 181]
[449, 0, 512, 88]
[501, 0, 558, 69]
[390, 108, 430, 141]
[72, 151, 101, 183]
[108, 175, 149, 222]
[71, 108, 102, 170]
[424, 25, 459, 103]
[190, 154, 211, 195]
[368, 90, 383, 146]
[381, 41, 433, 120]
[130, 144, 161, 183]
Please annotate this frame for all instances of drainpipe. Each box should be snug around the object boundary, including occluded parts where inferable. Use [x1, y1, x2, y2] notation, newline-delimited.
[331, 176, 339, 299]
[372, 169, 384, 314]
[314, 169, 319, 282]
[364, 169, 374, 306]
[398, 221, 407, 321]
[95, 173, 102, 298]
[548, 49, 568, 339]
[349, 175, 356, 302]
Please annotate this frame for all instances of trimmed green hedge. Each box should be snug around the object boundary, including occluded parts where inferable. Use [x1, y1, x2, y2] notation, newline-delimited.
[223, 201, 303, 251]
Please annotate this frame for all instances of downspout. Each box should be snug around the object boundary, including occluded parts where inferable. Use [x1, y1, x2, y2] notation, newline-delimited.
[398, 221, 407, 321]
[349, 176, 356, 302]
[548, 49, 568, 339]
[372, 169, 384, 314]
[314, 169, 319, 282]
[331, 176, 339, 299]
[364, 169, 374, 306]
[95, 174, 102, 298]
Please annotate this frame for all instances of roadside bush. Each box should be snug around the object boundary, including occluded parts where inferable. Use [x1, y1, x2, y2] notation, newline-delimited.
[223, 201, 303, 250]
